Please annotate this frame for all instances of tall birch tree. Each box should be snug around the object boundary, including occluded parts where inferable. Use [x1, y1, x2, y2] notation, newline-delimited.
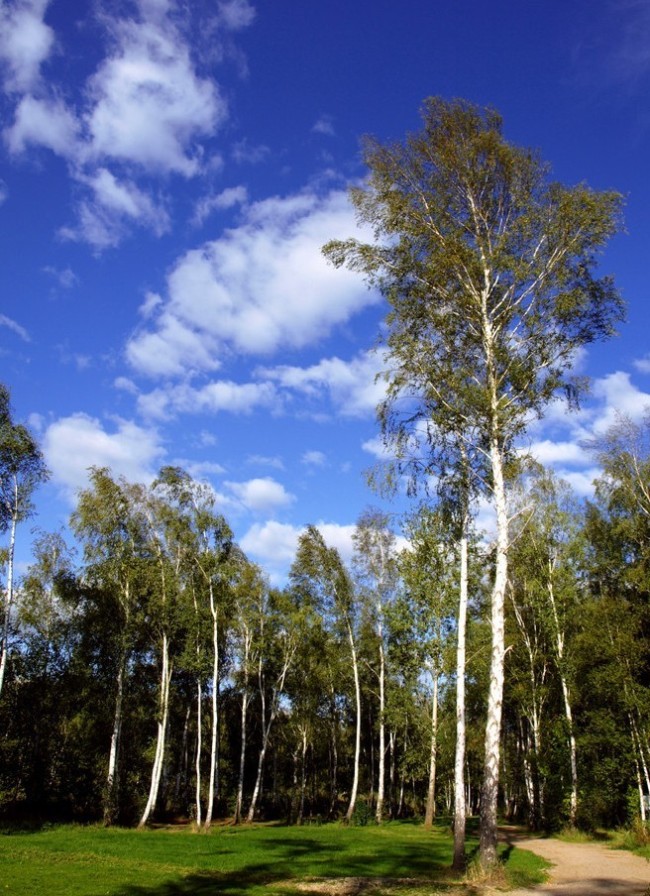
[323, 96, 623, 864]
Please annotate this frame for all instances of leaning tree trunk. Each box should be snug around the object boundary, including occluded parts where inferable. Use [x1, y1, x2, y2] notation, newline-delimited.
[138, 631, 173, 828]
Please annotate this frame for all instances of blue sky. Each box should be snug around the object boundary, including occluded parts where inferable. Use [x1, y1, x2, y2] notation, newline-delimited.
[2, 0, 650, 582]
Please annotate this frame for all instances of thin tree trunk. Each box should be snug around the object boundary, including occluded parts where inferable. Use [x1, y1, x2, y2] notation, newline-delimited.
[247, 649, 294, 822]
[0, 502, 17, 698]
[424, 673, 439, 827]
[328, 685, 338, 818]
[298, 727, 308, 825]
[234, 689, 249, 824]
[104, 644, 126, 825]
[195, 675, 202, 826]
[375, 631, 386, 823]
[204, 582, 220, 828]
[547, 577, 578, 826]
[453, 522, 468, 869]
[345, 618, 362, 823]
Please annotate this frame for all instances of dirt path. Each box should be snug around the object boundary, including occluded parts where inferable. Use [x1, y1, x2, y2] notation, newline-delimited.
[503, 829, 650, 896]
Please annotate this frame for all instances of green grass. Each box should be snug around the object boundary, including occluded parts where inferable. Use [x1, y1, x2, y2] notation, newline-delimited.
[0, 820, 548, 895]
[557, 822, 650, 860]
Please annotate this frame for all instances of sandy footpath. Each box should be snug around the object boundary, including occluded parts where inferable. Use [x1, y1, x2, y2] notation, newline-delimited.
[503, 830, 650, 896]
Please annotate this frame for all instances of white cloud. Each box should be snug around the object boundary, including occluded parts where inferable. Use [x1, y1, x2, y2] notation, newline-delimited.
[60, 168, 172, 249]
[137, 379, 278, 419]
[528, 439, 589, 467]
[216, 0, 256, 31]
[127, 190, 376, 375]
[128, 312, 222, 378]
[178, 459, 226, 479]
[261, 349, 387, 418]
[315, 522, 356, 566]
[633, 354, 650, 374]
[43, 265, 78, 289]
[312, 115, 335, 136]
[84, 16, 226, 176]
[302, 450, 327, 467]
[239, 519, 356, 584]
[240, 520, 302, 580]
[0, 0, 54, 93]
[247, 454, 285, 470]
[231, 138, 269, 164]
[5, 94, 79, 156]
[362, 436, 392, 459]
[43, 413, 165, 498]
[224, 477, 295, 513]
[591, 371, 650, 433]
[0, 314, 30, 342]
[192, 185, 248, 227]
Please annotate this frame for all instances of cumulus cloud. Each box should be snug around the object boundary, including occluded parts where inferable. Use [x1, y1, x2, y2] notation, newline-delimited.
[260, 349, 387, 418]
[0, 0, 54, 93]
[633, 354, 650, 374]
[224, 477, 295, 513]
[240, 519, 356, 584]
[84, 16, 225, 176]
[528, 439, 589, 467]
[2, 1, 254, 247]
[5, 94, 79, 156]
[591, 371, 650, 433]
[126, 190, 376, 375]
[43, 413, 165, 498]
[137, 379, 278, 419]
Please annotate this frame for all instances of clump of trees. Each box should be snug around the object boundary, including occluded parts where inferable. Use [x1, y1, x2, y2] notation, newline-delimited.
[1, 98, 648, 868]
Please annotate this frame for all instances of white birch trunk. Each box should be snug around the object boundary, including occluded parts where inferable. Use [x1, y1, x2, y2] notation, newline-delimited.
[345, 617, 362, 823]
[479, 438, 508, 866]
[104, 647, 125, 824]
[195, 675, 202, 827]
[375, 628, 386, 823]
[138, 631, 172, 828]
[204, 582, 220, 829]
[547, 577, 578, 825]
[453, 522, 468, 869]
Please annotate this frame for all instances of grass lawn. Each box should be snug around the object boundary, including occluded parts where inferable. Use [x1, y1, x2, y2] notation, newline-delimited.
[0, 819, 548, 895]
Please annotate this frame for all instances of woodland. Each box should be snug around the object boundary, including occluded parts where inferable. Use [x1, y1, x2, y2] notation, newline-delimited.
[1, 99, 649, 871]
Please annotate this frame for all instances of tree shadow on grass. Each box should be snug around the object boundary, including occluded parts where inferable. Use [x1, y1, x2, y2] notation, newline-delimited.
[102, 837, 452, 896]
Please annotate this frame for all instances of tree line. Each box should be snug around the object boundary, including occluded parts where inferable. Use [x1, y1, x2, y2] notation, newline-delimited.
[1, 98, 647, 869]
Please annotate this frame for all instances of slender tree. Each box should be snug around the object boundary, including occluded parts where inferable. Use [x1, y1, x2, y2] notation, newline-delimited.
[0, 385, 48, 699]
[324, 96, 623, 863]
[353, 509, 398, 823]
